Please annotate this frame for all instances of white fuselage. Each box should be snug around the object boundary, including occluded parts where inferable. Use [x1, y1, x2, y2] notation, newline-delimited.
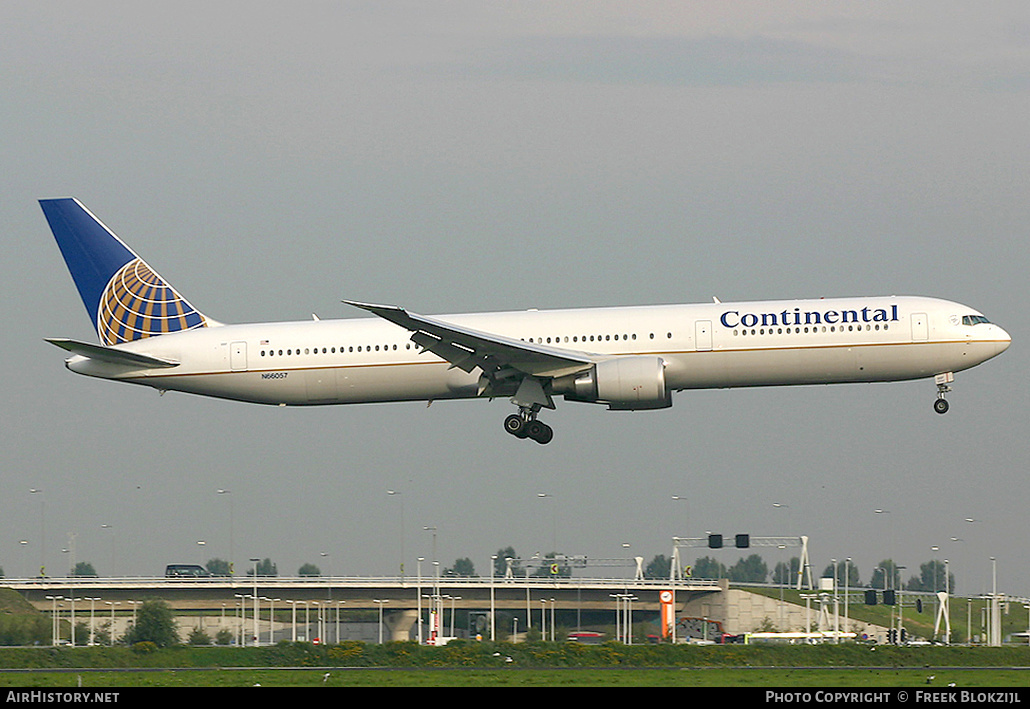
[64, 295, 1011, 407]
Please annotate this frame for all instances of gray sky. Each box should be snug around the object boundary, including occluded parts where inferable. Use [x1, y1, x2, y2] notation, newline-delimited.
[2, 2, 1027, 596]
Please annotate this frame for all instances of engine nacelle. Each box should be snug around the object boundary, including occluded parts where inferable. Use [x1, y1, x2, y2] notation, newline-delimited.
[555, 356, 671, 410]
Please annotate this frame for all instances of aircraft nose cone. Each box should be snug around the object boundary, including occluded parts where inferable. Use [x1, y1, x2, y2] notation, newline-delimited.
[996, 325, 1012, 355]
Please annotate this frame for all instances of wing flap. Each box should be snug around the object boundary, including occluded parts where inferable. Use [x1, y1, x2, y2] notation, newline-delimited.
[45, 338, 180, 369]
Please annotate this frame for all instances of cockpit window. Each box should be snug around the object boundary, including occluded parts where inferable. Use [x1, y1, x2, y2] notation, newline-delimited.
[962, 315, 991, 326]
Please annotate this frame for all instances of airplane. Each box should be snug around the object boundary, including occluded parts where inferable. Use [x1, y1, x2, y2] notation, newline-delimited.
[40, 197, 1011, 444]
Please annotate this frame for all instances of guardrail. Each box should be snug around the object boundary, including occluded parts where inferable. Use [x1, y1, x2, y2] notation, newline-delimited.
[2, 575, 723, 590]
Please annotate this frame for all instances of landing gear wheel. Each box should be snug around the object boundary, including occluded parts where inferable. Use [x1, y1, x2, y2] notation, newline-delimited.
[933, 398, 950, 415]
[504, 412, 553, 443]
[526, 420, 554, 445]
[504, 414, 528, 438]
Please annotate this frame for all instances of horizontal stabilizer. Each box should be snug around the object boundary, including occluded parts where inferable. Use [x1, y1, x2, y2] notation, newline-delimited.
[45, 338, 180, 368]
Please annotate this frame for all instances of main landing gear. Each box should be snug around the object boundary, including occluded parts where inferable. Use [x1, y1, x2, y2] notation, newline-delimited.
[504, 408, 554, 444]
[503, 376, 556, 444]
[933, 372, 954, 415]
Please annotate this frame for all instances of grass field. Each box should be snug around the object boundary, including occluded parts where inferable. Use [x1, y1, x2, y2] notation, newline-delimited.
[0, 634, 1026, 688]
[0, 666, 1027, 688]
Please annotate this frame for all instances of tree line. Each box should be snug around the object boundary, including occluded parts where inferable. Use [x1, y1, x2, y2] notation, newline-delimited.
[440, 550, 958, 593]
[1, 551, 956, 593]
[225, 548, 958, 594]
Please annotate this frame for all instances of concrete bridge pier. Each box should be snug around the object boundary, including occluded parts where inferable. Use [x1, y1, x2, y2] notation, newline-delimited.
[384, 609, 418, 642]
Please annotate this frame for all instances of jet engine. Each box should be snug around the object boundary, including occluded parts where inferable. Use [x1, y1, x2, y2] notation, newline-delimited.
[554, 356, 671, 410]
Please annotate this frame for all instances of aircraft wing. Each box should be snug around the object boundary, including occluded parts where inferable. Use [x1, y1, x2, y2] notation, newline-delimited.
[45, 338, 180, 368]
[343, 301, 596, 378]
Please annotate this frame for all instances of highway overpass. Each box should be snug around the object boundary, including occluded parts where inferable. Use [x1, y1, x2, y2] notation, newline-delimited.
[7, 574, 721, 612]
[4, 574, 724, 643]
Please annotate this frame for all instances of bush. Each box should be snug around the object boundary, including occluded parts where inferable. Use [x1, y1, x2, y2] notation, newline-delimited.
[123, 600, 179, 648]
[0, 614, 50, 646]
[132, 641, 158, 655]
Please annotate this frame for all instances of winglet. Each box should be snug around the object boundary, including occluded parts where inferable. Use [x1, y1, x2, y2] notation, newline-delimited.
[342, 300, 418, 329]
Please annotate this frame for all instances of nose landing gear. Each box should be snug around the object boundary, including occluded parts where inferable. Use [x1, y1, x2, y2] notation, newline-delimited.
[933, 372, 954, 414]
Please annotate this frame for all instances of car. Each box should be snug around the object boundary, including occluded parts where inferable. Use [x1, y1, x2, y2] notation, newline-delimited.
[164, 564, 210, 578]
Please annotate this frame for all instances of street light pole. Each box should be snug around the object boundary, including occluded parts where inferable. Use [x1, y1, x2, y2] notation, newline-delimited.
[537, 493, 555, 554]
[46, 596, 61, 646]
[387, 490, 404, 582]
[104, 601, 119, 646]
[490, 555, 497, 641]
[944, 559, 951, 645]
[217, 489, 234, 576]
[250, 558, 259, 646]
[990, 557, 999, 647]
[101, 525, 115, 577]
[288, 600, 298, 642]
[845, 558, 851, 642]
[416, 557, 424, 644]
[30, 489, 45, 577]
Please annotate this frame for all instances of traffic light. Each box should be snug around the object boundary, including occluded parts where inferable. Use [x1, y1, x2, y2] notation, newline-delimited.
[708, 534, 723, 549]
[735, 534, 750, 549]
[883, 589, 896, 606]
[864, 589, 878, 606]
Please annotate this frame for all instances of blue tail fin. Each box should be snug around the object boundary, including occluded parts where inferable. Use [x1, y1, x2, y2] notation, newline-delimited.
[40, 198, 211, 345]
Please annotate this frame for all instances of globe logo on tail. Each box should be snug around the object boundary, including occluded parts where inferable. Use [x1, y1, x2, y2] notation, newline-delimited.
[98, 258, 207, 345]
